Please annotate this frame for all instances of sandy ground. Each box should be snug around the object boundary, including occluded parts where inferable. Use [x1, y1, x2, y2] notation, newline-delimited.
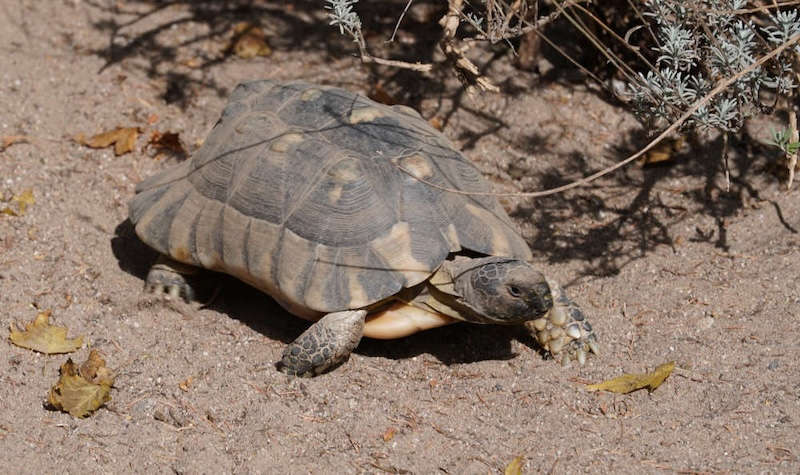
[1, 1, 799, 473]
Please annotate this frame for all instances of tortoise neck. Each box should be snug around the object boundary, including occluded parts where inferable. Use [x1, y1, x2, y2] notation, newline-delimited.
[408, 263, 496, 324]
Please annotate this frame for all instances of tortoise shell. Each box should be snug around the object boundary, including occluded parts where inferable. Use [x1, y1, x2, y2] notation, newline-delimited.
[129, 80, 531, 314]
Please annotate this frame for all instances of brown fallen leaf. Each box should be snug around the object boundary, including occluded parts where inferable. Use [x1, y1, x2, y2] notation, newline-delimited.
[9, 309, 83, 354]
[231, 22, 272, 59]
[505, 455, 524, 475]
[79, 349, 115, 386]
[586, 361, 675, 394]
[78, 127, 139, 155]
[0, 189, 34, 216]
[382, 427, 396, 442]
[48, 351, 113, 418]
[178, 375, 193, 392]
[639, 137, 687, 166]
[1, 135, 29, 152]
[147, 131, 187, 159]
[368, 83, 398, 106]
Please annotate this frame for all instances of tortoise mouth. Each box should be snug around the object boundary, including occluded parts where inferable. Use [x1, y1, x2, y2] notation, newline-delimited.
[532, 282, 554, 316]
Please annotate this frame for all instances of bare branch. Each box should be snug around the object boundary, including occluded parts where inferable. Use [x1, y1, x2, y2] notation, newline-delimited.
[394, 32, 800, 198]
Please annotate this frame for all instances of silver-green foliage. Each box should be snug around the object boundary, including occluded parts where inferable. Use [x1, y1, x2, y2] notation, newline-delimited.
[325, 0, 362, 40]
[629, 0, 800, 133]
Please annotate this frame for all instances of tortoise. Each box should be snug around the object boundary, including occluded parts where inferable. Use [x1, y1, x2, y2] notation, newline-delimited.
[128, 80, 598, 376]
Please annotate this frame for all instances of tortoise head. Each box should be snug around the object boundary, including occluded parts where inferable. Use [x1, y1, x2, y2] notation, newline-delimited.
[441, 257, 553, 324]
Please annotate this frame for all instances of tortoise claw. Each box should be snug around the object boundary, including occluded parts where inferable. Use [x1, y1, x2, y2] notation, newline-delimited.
[588, 340, 600, 356]
[576, 347, 587, 365]
[526, 279, 599, 365]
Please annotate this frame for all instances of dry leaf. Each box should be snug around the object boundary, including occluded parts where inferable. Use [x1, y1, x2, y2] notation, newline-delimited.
[368, 84, 398, 106]
[78, 127, 139, 155]
[48, 354, 113, 418]
[232, 22, 272, 59]
[79, 350, 115, 386]
[1, 135, 29, 151]
[180, 57, 203, 68]
[505, 456, 524, 475]
[382, 427, 396, 442]
[639, 137, 687, 166]
[586, 361, 675, 394]
[147, 131, 187, 159]
[178, 376, 193, 392]
[428, 116, 444, 131]
[0, 189, 34, 216]
[9, 310, 83, 354]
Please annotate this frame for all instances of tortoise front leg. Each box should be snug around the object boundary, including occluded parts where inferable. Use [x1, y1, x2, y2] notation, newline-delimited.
[526, 280, 599, 365]
[278, 310, 367, 377]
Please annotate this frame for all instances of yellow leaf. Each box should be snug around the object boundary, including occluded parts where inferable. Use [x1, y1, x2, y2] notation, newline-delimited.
[13, 189, 34, 213]
[231, 22, 272, 58]
[48, 357, 112, 418]
[638, 137, 687, 166]
[79, 127, 139, 155]
[586, 361, 675, 394]
[1, 189, 34, 216]
[505, 456, 524, 475]
[9, 310, 83, 354]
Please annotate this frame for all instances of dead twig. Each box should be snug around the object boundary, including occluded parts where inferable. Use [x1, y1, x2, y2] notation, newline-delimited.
[358, 51, 433, 73]
[387, 0, 413, 44]
[722, 132, 731, 192]
[394, 32, 800, 198]
[787, 111, 798, 189]
[439, 0, 499, 92]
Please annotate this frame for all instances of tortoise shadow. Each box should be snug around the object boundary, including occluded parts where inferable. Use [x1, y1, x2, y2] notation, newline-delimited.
[89, 1, 796, 290]
[112, 218, 545, 367]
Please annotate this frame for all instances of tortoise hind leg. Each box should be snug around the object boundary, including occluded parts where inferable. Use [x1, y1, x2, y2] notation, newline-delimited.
[278, 310, 367, 377]
[145, 255, 206, 301]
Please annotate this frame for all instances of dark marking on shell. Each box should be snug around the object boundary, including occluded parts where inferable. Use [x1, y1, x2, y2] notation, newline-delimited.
[358, 249, 406, 305]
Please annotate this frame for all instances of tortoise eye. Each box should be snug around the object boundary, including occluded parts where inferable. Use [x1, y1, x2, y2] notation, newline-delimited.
[508, 285, 522, 297]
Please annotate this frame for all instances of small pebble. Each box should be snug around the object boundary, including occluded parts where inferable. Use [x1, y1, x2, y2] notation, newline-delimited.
[767, 360, 779, 370]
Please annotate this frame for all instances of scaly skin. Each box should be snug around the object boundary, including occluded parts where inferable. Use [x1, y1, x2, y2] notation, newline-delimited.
[525, 279, 598, 365]
[278, 310, 367, 377]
